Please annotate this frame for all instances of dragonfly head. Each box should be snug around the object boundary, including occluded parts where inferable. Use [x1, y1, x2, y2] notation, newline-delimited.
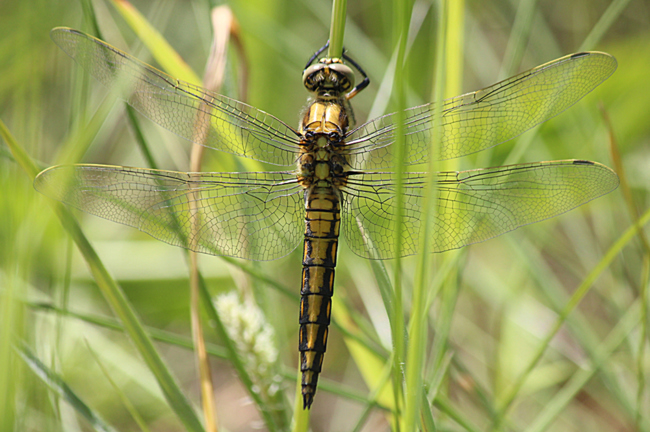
[303, 58, 355, 98]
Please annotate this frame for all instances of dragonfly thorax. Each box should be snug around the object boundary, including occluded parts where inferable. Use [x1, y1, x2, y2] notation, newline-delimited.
[297, 95, 351, 190]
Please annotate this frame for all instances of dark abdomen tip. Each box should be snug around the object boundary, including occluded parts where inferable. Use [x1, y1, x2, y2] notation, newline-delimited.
[303, 390, 315, 410]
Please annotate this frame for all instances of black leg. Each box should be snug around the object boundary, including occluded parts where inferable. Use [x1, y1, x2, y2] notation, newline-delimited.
[342, 51, 370, 99]
[304, 41, 330, 71]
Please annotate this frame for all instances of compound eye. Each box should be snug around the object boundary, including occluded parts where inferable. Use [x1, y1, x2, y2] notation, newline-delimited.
[328, 63, 355, 92]
[302, 64, 325, 91]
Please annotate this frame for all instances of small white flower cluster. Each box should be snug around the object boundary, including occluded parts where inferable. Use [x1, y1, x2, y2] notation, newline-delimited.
[214, 292, 281, 398]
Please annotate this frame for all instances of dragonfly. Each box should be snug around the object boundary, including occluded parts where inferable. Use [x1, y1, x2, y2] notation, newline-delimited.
[36, 27, 619, 409]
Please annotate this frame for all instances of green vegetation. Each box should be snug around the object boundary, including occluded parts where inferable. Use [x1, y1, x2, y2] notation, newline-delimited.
[1, 0, 649, 431]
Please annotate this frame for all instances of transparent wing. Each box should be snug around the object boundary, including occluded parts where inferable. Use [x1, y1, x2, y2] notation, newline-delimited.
[51, 28, 301, 166]
[35, 165, 305, 261]
[345, 52, 617, 169]
[340, 160, 619, 259]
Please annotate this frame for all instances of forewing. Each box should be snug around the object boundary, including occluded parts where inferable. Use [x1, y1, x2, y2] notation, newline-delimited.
[341, 161, 619, 259]
[345, 52, 617, 169]
[51, 28, 300, 166]
[35, 165, 304, 261]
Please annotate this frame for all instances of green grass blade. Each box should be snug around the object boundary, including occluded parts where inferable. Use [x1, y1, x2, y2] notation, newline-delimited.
[0, 118, 40, 178]
[580, 0, 634, 51]
[349, 358, 395, 432]
[328, 0, 347, 58]
[390, 0, 412, 425]
[434, 394, 483, 432]
[332, 296, 395, 409]
[0, 258, 20, 432]
[80, 0, 102, 36]
[196, 273, 281, 432]
[1, 119, 205, 432]
[500, 0, 540, 78]
[81, 4, 161, 173]
[30, 300, 387, 410]
[420, 387, 436, 432]
[54, 209, 204, 432]
[524, 301, 643, 432]
[17, 342, 118, 432]
[125, 104, 159, 169]
[428, 0, 465, 415]
[110, 0, 201, 85]
[85, 341, 152, 432]
[292, 368, 310, 432]
[496, 204, 650, 422]
[404, 0, 446, 429]
[29, 302, 230, 357]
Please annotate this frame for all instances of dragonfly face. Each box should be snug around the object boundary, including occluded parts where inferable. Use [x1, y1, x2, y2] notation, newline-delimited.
[35, 28, 620, 410]
[303, 58, 356, 98]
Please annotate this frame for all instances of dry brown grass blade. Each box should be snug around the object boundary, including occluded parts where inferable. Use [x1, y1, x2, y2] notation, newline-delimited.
[600, 103, 650, 253]
[189, 6, 246, 431]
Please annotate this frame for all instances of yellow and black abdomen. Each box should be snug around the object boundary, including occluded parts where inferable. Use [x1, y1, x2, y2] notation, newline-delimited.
[299, 186, 341, 409]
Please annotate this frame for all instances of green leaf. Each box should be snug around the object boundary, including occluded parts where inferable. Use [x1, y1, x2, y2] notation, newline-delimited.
[18, 343, 118, 432]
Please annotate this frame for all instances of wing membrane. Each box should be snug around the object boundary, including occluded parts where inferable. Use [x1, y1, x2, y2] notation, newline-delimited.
[341, 160, 619, 259]
[345, 52, 617, 169]
[35, 165, 304, 260]
[51, 28, 301, 166]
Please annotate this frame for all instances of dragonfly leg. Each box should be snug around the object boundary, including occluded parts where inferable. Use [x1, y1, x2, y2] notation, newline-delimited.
[342, 51, 370, 100]
[304, 41, 330, 70]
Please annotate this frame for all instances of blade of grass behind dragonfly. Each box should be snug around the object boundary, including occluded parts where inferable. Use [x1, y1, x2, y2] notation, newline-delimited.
[579, 0, 634, 51]
[17, 342, 118, 432]
[103, 5, 285, 428]
[111, 0, 263, 173]
[331, 296, 394, 408]
[0, 235, 21, 432]
[602, 105, 650, 429]
[81, 0, 160, 170]
[499, 0, 540, 80]
[492, 205, 650, 429]
[29, 301, 378, 410]
[499, 0, 630, 168]
[110, 0, 201, 85]
[503, 0, 631, 168]
[52, 84, 116, 166]
[523, 301, 644, 432]
[490, 4, 632, 426]
[85, 340, 152, 432]
[76, 14, 205, 427]
[50, 2, 134, 167]
[404, 0, 445, 430]
[1, 120, 205, 432]
[196, 271, 282, 431]
[187, 7, 241, 431]
[475, 0, 541, 169]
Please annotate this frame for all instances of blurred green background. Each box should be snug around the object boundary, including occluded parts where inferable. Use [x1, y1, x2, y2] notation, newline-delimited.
[1, 0, 650, 431]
